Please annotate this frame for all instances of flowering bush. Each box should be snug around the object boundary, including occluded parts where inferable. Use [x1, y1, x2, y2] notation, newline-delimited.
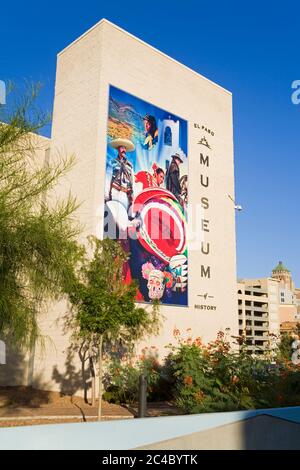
[166, 330, 300, 413]
[103, 346, 166, 404]
[103, 329, 300, 413]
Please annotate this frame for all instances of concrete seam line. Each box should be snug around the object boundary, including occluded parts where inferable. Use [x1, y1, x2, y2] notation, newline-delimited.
[0, 415, 133, 422]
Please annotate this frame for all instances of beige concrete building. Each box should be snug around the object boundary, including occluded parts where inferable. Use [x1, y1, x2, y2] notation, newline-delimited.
[238, 262, 300, 354]
[0, 19, 238, 394]
[272, 262, 300, 328]
[238, 278, 280, 355]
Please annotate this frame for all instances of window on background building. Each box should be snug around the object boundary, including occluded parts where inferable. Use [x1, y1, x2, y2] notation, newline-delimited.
[164, 126, 172, 146]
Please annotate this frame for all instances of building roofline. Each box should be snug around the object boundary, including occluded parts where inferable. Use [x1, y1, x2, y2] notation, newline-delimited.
[31, 133, 50, 143]
[238, 277, 280, 283]
[57, 18, 232, 96]
[0, 123, 50, 144]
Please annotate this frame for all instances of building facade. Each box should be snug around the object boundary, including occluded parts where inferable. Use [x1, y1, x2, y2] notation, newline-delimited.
[238, 278, 280, 355]
[0, 20, 238, 394]
[272, 262, 300, 332]
[238, 262, 300, 354]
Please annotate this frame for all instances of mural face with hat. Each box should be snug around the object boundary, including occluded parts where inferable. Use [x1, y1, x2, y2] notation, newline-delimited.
[104, 85, 188, 306]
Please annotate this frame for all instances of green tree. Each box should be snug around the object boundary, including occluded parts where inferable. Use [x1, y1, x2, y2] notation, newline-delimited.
[0, 83, 81, 348]
[278, 331, 295, 361]
[67, 236, 160, 420]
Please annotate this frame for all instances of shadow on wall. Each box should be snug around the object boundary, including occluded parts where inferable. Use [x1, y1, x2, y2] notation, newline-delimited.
[0, 340, 28, 387]
[50, 308, 93, 402]
[51, 309, 134, 402]
[52, 344, 91, 401]
[51, 334, 133, 403]
[0, 338, 52, 412]
[139, 413, 300, 450]
[242, 414, 300, 450]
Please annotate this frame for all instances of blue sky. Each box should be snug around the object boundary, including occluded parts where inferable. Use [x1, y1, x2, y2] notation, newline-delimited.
[1, 1, 299, 284]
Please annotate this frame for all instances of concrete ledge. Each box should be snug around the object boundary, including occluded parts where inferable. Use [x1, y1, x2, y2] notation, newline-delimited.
[0, 415, 133, 422]
[0, 406, 300, 449]
[137, 414, 300, 450]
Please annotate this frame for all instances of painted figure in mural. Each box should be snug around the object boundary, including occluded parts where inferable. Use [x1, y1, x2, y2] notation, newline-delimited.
[108, 138, 135, 210]
[146, 269, 166, 300]
[166, 153, 183, 201]
[135, 163, 165, 189]
[143, 114, 158, 150]
[105, 86, 188, 306]
[179, 174, 188, 212]
[153, 164, 165, 187]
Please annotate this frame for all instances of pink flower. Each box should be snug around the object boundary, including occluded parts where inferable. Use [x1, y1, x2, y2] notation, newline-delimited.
[141, 262, 154, 280]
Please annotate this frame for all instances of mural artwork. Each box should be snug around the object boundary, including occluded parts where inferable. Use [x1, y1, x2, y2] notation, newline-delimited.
[104, 85, 188, 306]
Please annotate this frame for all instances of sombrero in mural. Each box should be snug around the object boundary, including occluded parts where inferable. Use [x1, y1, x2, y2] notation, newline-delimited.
[109, 138, 135, 152]
[133, 188, 187, 263]
[171, 152, 183, 163]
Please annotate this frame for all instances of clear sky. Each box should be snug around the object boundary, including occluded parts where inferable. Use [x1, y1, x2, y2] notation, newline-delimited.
[1, 1, 299, 284]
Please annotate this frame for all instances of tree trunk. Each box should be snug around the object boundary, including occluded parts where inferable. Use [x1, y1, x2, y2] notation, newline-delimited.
[97, 334, 104, 421]
[89, 343, 96, 407]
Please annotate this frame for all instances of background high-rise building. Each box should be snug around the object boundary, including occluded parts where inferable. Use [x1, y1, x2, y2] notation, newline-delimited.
[238, 261, 300, 354]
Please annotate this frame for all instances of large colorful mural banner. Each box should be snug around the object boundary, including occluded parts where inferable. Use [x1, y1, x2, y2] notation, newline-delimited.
[104, 85, 188, 306]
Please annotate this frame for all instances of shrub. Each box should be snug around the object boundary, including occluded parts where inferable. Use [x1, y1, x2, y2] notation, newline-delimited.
[103, 329, 300, 413]
[166, 330, 292, 413]
[103, 347, 165, 404]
